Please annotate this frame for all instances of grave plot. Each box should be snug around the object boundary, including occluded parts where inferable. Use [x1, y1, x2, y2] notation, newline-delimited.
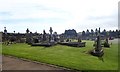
[58, 37, 86, 47]
[30, 27, 57, 47]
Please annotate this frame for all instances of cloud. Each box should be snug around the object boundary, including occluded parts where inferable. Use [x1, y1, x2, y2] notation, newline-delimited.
[0, 12, 12, 16]
[0, 0, 119, 33]
[0, 18, 66, 24]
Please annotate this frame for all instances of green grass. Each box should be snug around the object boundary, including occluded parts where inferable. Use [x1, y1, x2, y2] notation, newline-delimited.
[2, 40, 118, 70]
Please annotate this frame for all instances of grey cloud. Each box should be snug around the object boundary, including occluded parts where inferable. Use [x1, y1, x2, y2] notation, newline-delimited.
[0, 18, 66, 24]
[87, 15, 117, 20]
[0, 11, 12, 16]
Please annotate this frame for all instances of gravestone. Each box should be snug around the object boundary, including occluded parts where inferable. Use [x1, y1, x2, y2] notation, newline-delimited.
[78, 36, 82, 42]
[58, 34, 86, 47]
[53, 32, 58, 42]
[3, 27, 9, 45]
[60, 35, 64, 42]
[49, 27, 54, 43]
[26, 28, 29, 33]
[4, 27, 7, 35]
[33, 38, 39, 43]
[43, 30, 47, 42]
[31, 27, 57, 47]
[26, 28, 33, 45]
[104, 32, 110, 47]
[66, 39, 69, 42]
[103, 38, 110, 47]
[91, 28, 104, 57]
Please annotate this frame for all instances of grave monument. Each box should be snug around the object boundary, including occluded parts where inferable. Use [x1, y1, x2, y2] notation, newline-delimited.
[91, 28, 104, 57]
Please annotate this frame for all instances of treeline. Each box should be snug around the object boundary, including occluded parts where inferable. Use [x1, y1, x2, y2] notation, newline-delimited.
[82, 28, 120, 38]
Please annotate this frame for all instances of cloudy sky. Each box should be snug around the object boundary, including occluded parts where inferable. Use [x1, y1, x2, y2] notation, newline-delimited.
[0, 0, 119, 34]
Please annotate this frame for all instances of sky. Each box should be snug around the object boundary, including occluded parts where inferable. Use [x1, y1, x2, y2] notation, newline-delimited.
[0, 0, 119, 34]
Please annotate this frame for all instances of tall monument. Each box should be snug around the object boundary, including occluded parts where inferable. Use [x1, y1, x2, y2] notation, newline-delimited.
[91, 27, 104, 57]
[49, 27, 54, 42]
[4, 27, 7, 34]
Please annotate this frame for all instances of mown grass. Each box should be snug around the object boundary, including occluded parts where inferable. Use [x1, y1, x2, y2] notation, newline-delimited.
[2, 40, 118, 70]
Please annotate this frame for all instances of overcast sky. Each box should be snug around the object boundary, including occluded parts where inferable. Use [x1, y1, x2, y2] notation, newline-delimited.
[0, 0, 119, 34]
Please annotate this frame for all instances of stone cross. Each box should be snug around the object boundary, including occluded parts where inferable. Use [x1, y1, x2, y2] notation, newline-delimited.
[95, 27, 102, 52]
[4, 27, 8, 42]
[26, 28, 29, 33]
[43, 30, 46, 34]
[43, 30, 46, 41]
[49, 27, 53, 34]
[4, 27, 7, 34]
[49, 27, 54, 42]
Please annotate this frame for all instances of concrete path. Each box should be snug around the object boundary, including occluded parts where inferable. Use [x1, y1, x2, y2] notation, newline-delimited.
[2, 56, 66, 70]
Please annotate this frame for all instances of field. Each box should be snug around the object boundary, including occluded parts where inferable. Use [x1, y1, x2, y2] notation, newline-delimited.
[2, 40, 118, 70]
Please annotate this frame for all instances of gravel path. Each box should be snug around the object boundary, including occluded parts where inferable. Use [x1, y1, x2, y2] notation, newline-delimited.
[2, 56, 67, 70]
[109, 38, 119, 44]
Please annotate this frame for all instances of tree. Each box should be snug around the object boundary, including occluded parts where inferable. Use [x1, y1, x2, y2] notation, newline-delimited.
[91, 29, 94, 36]
[82, 31, 85, 36]
[86, 29, 90, 36]
[112, 30, 115, 37]
[95, 28, 98, 36]
[102, 29, 107, 36]
[108, 30, 112, 37]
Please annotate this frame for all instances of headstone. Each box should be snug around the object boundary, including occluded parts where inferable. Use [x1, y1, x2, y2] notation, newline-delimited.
[60, 35, 64, 42]
[33, 38, 39, 43]
[26, 29, 33, 44]
[49, 27, 54, 42]
[78, 37, 82, 42]
[58, 34, 86, 47]
[4, 27, 7, 34]
[66, 39, 69, 42]
[53, 32, 58, 42]
[103, 38, 110, 47]
[49, 27, 53, 34]
[43, 30, 47, 41]
[38, 34, 42, 42]
[31, 28, 56, 47]
[26, 28, 29, 33]
[105, 32, 110, 47]
[105, 38, 108, 43]
[3, 27, 9, 45]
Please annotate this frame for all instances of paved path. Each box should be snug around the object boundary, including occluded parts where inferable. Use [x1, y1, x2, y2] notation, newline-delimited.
[2, 56, 66, 70]
[109, 38, 119, 44]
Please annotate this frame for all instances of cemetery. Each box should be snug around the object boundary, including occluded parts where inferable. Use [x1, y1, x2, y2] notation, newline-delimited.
[1, 27, 119, 70]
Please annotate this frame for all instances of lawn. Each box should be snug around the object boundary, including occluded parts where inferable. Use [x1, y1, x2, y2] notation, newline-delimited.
[2, 40, 118, 70]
